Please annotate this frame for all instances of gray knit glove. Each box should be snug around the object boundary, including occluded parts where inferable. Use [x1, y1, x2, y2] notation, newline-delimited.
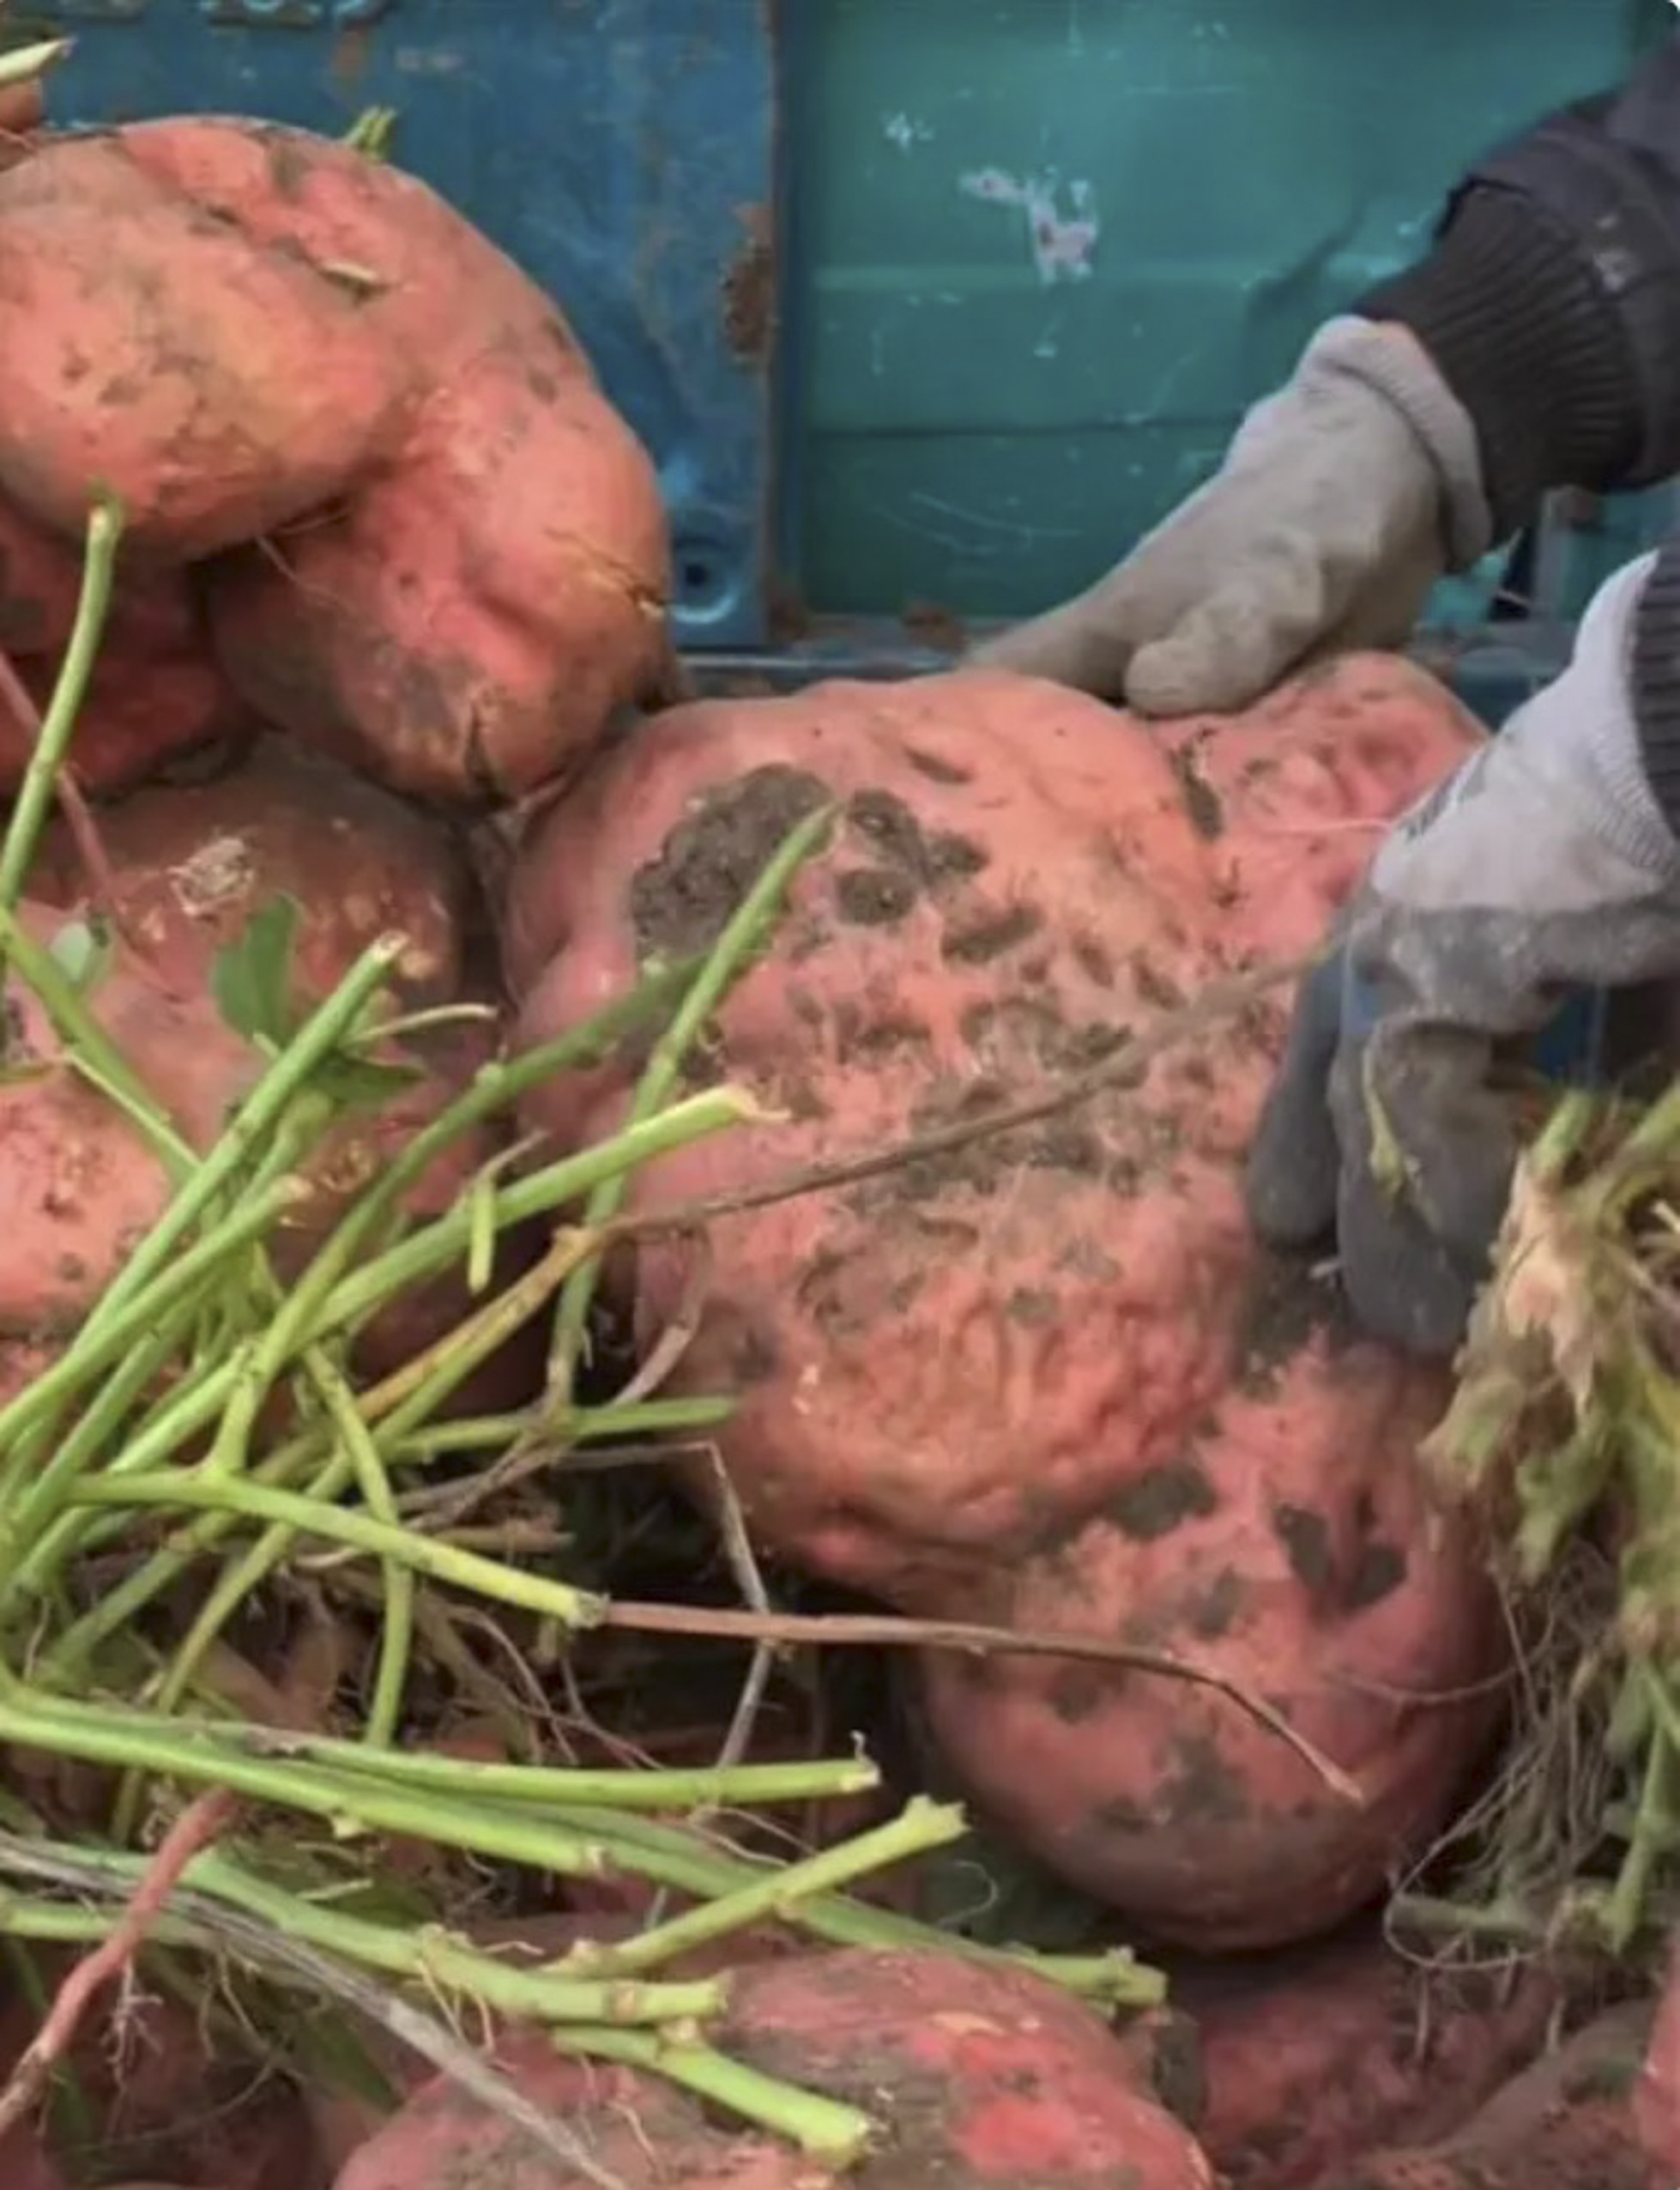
[968, 318, 1492, 715]
[1246, 554, 1680, 1356]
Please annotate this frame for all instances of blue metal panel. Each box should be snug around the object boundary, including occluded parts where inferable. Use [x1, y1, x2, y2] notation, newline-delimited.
[26, 0, 777, 649]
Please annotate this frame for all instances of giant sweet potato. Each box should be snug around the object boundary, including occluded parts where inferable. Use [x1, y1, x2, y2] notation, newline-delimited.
[503, 656, 1479, 1599]
[0, 131, 411, 558]
[89, 115, 675, 802]
[499, 656, 1500, 1949]
[907, 1305, 1501, 1951]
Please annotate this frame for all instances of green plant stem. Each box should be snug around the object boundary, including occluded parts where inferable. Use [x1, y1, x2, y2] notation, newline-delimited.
[0, 1189, 305, 1575]
[1605, 1689, 1679, 1950]
[327, 1088, 760, 1346]
[32, 1092, 752, 1655]
[558, 2026, 873, 2163]
[72, 1472, 608, 1629]
[0, 40, 71, 93]
[560, 1797, 966, 1976]
[221, 1736, 877, 1812]
[86, 935, 405, 1342]
[57, 1839, 724, 2026]
[394, 1394, 734, 1462]
[541, 1805, 1165, 2005]
[0, 495, 122, 924]
[0, 1178, 302, 1461]
[0, 1298, 209, 1600]
[240, 955, 703, 1386]
[0, 909, 189, 1170]
[547, 802, 834, 1405]
[312, 1362, 410, 1746]
[0, 1682, 1162, 2002]
[0, 1694, 606, 1873]
[136, 1219, 611, 1720]
[0, 1893, 202, 1951]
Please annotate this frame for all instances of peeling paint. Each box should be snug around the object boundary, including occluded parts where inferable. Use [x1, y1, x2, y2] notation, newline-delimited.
[882, 110, 934, 153]
[720, 200, 775, 366]
[960, 166, 1099, 286]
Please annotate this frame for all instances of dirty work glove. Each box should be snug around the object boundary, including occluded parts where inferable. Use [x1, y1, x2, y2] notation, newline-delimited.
[966, 318, 1492, 716]
[1245, 552, 1680, 1357]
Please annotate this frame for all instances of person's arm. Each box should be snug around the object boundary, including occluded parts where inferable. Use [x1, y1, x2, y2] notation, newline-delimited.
[1358, 36, 1680, 536]
[970, 38, 1680, 717]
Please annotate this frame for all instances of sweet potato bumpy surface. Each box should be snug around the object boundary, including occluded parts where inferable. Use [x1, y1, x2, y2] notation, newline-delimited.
[503, 656, 1506, 1951]
[0, 118, 674, 804]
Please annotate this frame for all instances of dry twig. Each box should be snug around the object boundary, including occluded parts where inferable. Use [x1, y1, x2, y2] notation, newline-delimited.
[601, 1600, 1361, 1802]
[0, 1790, 234, 2145]
[605, 953, 1308, 1250]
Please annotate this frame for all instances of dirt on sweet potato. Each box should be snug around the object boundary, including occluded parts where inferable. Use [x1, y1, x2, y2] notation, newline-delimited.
[0, 131, 411, 559]
[1330, 2003, 1665, 2188]
[499, 656, 1496, 1951]
[909, 1294, 1502, 1951]
[1122, 1925, 1560, 2187]
[0, 535, 249, 797]
[335, 1950, 1214, 2190]
[70, 115, 676, 805]
[32, 735, 472, 1008]
[720, 1948, 1215, 2187]
[502, 658, 1482, 1606]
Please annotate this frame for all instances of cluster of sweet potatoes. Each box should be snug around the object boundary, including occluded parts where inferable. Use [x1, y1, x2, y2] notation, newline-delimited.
[0, 92, 1670, 2190]
[0, 113, 672, 805]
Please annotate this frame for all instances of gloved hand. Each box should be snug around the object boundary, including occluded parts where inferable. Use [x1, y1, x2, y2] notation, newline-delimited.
[966, 317, 1492, 716]
[1245, 554, 1680, 1357]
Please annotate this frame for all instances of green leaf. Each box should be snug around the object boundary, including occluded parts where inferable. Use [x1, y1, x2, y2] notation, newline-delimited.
[46, 916, 114, 996]
[212, 898, 304, 1047]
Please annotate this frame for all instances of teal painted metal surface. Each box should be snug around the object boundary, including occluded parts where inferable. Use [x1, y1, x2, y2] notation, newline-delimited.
[23, 0, 778, 649]
[778, 0, 1678, 640]
[13, 2, 1676, 666]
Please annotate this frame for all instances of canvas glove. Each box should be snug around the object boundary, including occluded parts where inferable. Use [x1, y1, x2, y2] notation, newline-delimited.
[1245, 554, 1680, 1357]
[967, 318, 1492, 715]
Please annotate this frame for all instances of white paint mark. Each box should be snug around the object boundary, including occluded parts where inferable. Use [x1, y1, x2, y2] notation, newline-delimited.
[959, 166, 1100, 285]
[882, 111, 934, 153]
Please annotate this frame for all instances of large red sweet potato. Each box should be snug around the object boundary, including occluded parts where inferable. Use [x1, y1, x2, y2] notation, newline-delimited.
[336, 1950, 1213, 2190]
[203, 337, 674, 803]
[0, 892, 529, 1408]
[1120, 1927, 1558, 2186]
[29, 735, 542, 1398]
[0, 525, 248, 796]
[720, 1948, 1214, 2187]
[499, 657, 1498, 1950]
[83, 115, 675, 802]
[504, 656, 1479, 1601]
[908, 1310, 1501, 1951]
[32, 735, 472, 1008]
[0, 131, 411, 558]
[335, 2034, 827, 2190]
[1335, 2002, 1663, 2188]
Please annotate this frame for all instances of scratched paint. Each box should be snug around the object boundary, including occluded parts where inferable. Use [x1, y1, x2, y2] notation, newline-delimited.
[959, 166, 1099, 285]
[881, 110, 934, 153]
